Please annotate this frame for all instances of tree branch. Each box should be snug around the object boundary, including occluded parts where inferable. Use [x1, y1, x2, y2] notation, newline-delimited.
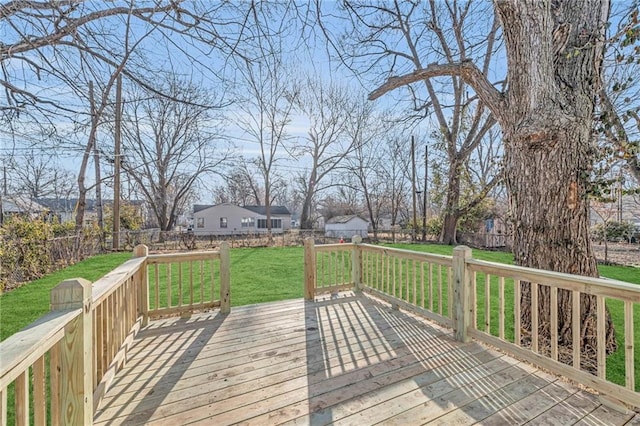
[368, 61, 506, 122]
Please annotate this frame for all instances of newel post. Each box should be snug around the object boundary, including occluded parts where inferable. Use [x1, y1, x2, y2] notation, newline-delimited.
[133, 244, 149, 326]
[304, 238, 316, 300]
[220, 241, 231, 314]
[50, 278, 93, 425]
[452, 245, 472, 343]
[351, 235, 362, 291]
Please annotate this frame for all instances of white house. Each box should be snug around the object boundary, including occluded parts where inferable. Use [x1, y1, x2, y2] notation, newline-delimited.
[192, 203, 292, 235]
[325, 215, 369, 239]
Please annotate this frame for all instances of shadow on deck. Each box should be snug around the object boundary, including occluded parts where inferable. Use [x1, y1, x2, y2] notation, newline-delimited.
[94, 292, 639, 425]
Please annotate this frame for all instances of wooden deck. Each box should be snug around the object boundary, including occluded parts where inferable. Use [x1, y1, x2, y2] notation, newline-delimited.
[94, 292, 640, 425]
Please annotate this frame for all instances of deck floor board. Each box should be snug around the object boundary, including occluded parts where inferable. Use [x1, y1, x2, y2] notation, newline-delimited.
[93, 293, 639, 425]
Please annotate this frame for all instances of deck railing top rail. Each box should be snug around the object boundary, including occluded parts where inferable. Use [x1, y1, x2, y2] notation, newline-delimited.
[92, 256, 146, 305]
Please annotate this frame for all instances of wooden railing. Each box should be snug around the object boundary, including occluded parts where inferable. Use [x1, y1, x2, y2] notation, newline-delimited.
[146, 244, 230, 319]
[303, 238, 640, 409]
[0, 243, 230, 425]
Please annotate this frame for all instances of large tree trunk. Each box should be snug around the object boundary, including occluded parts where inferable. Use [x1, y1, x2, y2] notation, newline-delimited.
[300, 170, 317, 230]
[497, 0, 616, 361]
[440, 159, 462, 245]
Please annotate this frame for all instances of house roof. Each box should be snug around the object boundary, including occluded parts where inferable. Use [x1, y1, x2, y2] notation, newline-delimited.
[2, 195, 47, 213]
[193, 204, 213, 213]
[194, 204, 291, 216]
[326, 215, 367, 225]
[243, 205, 291, 216]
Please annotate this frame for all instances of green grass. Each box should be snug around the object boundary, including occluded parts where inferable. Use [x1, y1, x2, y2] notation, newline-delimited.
[0, 252, 132, 342]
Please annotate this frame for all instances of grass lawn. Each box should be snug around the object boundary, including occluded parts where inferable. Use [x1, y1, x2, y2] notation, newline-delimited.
[1, 243, 638, 391]
[0, 252, 132, 341]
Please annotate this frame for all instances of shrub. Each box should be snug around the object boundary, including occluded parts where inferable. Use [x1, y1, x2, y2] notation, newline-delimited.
[591, 221, 638, 242]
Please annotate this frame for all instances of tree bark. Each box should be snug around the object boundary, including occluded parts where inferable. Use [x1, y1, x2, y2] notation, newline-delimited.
[496, 0, 616, 357]
[440, 158, 462, 245]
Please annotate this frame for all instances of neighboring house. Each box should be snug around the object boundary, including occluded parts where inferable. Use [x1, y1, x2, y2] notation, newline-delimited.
[192, 203, 292, 235]
[376, 216, 396, 232]
[1, 195, 47, 219]
[325, 215, 369, 239]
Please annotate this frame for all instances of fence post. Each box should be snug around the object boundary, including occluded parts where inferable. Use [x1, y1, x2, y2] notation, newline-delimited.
[220, 241, 231, 314]
[50, 278, 93, 425]
[304, 238, 316, 300]
[351, 235, 362, 291]
[452, 245, 472, 343]
[133, 244, 149, 326]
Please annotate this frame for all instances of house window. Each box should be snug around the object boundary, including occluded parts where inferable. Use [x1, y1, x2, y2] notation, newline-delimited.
[241, 217, 255, 228]
[220, 217, 228, 228]
[197, 217, 205, 228]
[257, 218, 282, 229]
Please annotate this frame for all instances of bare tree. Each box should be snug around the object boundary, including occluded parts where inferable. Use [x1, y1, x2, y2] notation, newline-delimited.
[212, 161, 263, 206]
[234, 40, 298, 237]
[595, 4, 640, 185]
[120, 77, 229, 231]
[6, 150, 76, 200]
[342, 103, 390, 240]
[368, 0, 617, 356]
[294, 79, 357, 229]
[330, 0, 501, 244]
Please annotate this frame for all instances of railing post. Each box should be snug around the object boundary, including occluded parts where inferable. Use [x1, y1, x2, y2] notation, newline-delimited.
[133, 244, 149, 326]
[50, 278, 93, 425]
[304, 238, 316, 300]
[452, 245, 472, 343]
[351, 235, 362, 291]
[220, 241, 231, 314]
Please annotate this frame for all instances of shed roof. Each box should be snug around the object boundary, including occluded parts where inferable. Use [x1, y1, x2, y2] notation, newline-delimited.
[326, 215, 367, 225]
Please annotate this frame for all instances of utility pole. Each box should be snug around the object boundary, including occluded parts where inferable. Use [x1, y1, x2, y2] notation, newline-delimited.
[90, 82, 104, 233]
[0, 165, 5, 225]
[411, 135, 417, 241]
[113, 75, 122, 251]
[422, 144, 428, 241]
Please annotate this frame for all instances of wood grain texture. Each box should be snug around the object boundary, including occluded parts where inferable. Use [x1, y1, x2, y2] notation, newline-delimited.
[93, 293, 622, 425]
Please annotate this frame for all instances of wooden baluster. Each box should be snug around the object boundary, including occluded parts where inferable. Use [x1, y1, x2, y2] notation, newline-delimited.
[220, 242, 231, 313]
[550, 286, 558, 361]
[438, 264, 443, 315]
[624, 300, 635, 390]
[572, 290, 580, 369]
[532, 282, 539, 353]
[178, 262, 183, 307]
[200, 260, 204, 304]
[428, 263, 433, 311]
[597, 295, 606, 379]
[189, 261, 194, 307]
[420, 262, 425, 308]
[485, 273, 491, 333]
[50, 341, 60, 426]
[15, 371, 29, 426]
[167, 264, 172, 309]
[33, 355, 46, 425]
[498, 276, 505, 340]
[515, 280, 521, 346]
[0, 387, 7, 426]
